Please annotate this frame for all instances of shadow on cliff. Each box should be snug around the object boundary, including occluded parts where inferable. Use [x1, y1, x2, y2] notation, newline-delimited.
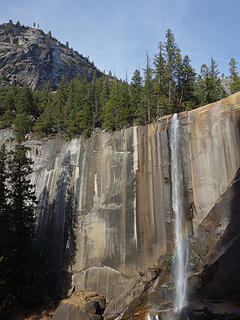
[35, 152, 77, 300]
[200, 115, 240, 304]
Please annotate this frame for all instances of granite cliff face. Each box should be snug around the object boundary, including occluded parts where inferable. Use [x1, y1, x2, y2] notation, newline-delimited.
[0, 23, 101, 89]
[1, 93, 240, 319]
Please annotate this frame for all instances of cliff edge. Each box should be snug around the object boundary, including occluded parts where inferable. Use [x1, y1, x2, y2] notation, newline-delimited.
[0, 22, 101, 89]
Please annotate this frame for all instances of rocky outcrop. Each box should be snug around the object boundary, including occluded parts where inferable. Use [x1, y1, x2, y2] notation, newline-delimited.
[1, 92, 240, 319]
[0, 22, 101, 89]
[52, 292, 106, 320]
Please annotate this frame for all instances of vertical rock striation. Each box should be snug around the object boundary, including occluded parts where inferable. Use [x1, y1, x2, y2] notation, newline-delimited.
[1, 92, 240, 318]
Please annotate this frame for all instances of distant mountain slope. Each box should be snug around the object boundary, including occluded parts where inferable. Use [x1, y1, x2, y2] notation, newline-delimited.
[0, 22, 102, 89]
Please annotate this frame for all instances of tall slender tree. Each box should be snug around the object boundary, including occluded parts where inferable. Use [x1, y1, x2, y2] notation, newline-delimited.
[116, 81, 131, 128]
[7, 141, 36, 302]
[143, 53, 153, 122]
[130, 69, 144, 124]
[0, 145, 10, 305]
[208, 57, 226, 102]
[101, 78, 119, 130]
[153, 41, 168, 116]
[176, 55, 196, 111]
[229, 58, 240, 93]
[164, 29, 177, 109]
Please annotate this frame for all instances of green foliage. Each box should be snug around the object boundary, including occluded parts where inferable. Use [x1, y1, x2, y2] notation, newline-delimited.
[0, 139, 38, 310]
[101, 78, 119, 130]
[7, 141, 36, 300]
[143, 54, 154, 122]
[14, 112, 33, 142]
[195, 58, 226, 106]
[153, 41, 168, 117]
[0, 29, 237, 137]
[130, 69, 144, 124]
[229, 58, 240, 94]
[0, 144, 10, 306]
[116, 81, 131, 128]
[164, 29, 178, 110]
[176, 55, 196, 112]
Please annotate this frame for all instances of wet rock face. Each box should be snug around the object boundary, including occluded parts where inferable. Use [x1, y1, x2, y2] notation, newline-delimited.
[198, 168, 240, 302]
[1, 93, 240, 318]
[0, 23, 101, 89]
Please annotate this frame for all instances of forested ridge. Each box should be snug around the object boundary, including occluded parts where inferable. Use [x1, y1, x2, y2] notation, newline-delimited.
[1, 28, 240, 139]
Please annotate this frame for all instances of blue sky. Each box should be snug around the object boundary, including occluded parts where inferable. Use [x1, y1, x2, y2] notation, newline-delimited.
[1, 0, 239, 80]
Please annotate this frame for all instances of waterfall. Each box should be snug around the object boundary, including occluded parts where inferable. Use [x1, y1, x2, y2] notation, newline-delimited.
[170, 114, 188, 313]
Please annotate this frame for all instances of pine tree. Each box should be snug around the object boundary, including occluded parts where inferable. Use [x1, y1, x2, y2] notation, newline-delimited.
[195, 59, 226, 106]
[37, 81, 52, 113]
[14, 112, 33, 141]
[116, 81, 131, 129]
[143, 53, 153, 122]
[130, 69, 144, 124]
[153, 41, 168, 116]
[7, 141, 37, 302]
[33, 101, 54, 137]
[195, 64, 209, 106]
[0, 145, 10, 304]
[164, 29, 177, 109]
[176, 55, 196, 111]
[15, 86, 35, 115]
[98, 75, 110, 126]
[229, 58, 238, 80]
[88, 72, 99, 130]
[77, 104, 92, 137]
[102, 78, 119, 130]
[53, 75, 68, 135]
[208, 57, 226, 102]
[229, 58, 240, 93]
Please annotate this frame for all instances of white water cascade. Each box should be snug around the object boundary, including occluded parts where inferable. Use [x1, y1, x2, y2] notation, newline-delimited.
[170, 114, 189, 313]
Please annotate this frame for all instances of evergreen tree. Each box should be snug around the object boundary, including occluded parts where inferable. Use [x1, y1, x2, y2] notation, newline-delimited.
[143, 53, 154, 122]
[195, 64, 209, 106]
[229, 58, 238, 80]
[7, 141, 37, 302]
[88, 72, 99, 129]
[176, 55, 196, 111]
[102, 78, 119, 130]
[14, 112, 33, 141]
[164, 29, 177, 109]
[0, 145, 10, 305]
[76, 104, 92, 137]
[98, 75, 110, 124]
[130, 69, 144, 124]
[0, 139, 37, 309]
[33, 102, 54, 137]
[36, 81, 52, 113]
[153, 41, 168, 116]
[15, 86, 35, 115]
[208, 57, 226, 102]
[0, 87, 16, 128]
[229, 58, 240, 93]
[195, 59, 226, 106]
[3, 87, 16, 113]
[53, 75, 68, 135]
[116, 81, 131, 129]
